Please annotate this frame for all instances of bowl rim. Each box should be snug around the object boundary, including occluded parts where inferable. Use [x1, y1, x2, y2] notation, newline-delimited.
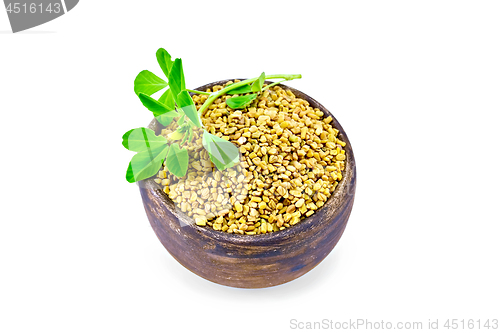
[140, 79, 356, 245]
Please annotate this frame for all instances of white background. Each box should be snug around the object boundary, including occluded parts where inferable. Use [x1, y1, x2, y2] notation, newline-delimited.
[1, 1, 499, 332]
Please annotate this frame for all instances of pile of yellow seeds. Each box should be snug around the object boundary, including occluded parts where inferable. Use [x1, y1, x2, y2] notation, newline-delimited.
[154, 81, 346, 235]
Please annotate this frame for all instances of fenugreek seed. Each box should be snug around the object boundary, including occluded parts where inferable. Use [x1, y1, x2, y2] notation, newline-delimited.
[295, 198, 305, 208]
[280, 121, 290, 128]
[307, 202, 318, 210]
[195, 218, 207, 226]
[277, 186, 286, 197]
[268, 147, 278, 155]
[219, 209, 230, 216]
[200, 188, 209, 199]
[283, 213, 292, 223]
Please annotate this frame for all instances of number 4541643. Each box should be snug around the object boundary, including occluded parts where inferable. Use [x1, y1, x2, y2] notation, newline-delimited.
[6, 3, 61, 14]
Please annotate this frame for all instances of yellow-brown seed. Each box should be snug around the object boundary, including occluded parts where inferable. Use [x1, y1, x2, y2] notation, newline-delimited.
[295, 198, 305, 208]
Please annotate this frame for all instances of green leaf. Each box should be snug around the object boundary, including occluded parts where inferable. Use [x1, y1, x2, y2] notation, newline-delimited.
[168, 58, 185, 102]
[126, 144, 169, 183]
[251, 72, 265, 92]
[177, 114, 185, 125]
[156, 48, 174, 78]
[176, 91, 202, 127]
[180, 127, 192, 145]
[122, 127, 167, 152]
[134, 70, 168, 96]
[156, 113, 177, 126]
[202, 130, 239, 171]
[226, 94, 258, 109]
[138, 93, 179, 117]
[209, 152, 237, 171]
[165, 143, 189, 178]
[226, 84, 252, 95]
[168, 130, 184, 141]
[156, 89, 177, 125]
[158, 89, 175, 110]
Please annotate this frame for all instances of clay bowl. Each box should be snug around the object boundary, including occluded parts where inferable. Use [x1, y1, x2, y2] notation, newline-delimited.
[138, 79, 357, 289]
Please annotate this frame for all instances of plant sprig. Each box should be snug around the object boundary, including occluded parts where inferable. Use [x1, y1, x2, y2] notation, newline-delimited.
[123, 48, 302, 183]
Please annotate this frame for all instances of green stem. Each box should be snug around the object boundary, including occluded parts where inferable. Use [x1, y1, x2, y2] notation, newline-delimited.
[185, 88, 211, 95]
[196, 74, 301, 116]
[262, 79, 287, 90]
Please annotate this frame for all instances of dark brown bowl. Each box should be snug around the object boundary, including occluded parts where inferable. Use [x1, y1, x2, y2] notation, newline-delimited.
[138, 79, 356, 288]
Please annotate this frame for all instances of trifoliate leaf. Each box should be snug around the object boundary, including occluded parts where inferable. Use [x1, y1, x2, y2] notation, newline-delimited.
[176, 90, 201, 127]
[138, 93, 179, 117]
[251, 72, 265, 92]
[165, 143, 189, 178]
[134, 70, 168, 96]
[156, 48, 174, 78]
[226, 94, 258, 109]
[126, 144, 169, 183]
[226, 84, 252, 95]
[122, 127, 167, 152]
[168, 58, 185, 103]
[156, 89, 178, 126]
[202, 130, 239, 171]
